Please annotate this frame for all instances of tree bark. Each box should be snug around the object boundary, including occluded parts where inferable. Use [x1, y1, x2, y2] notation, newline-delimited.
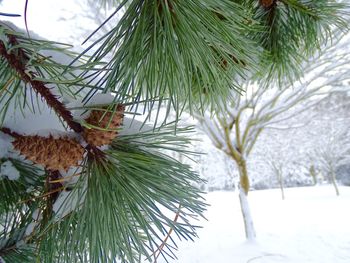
[330, 169, 340, 196]
[238, 160, 256, 240]
[277, 169, 285, 200]
[238, 159, 250, 194]
[238, 186, 256, 240]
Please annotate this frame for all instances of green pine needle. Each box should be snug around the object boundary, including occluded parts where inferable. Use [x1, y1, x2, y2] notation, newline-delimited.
[0, 158, 44, 215]
[32, 126, 206, 263]
[252, 0, 349, 84]
[0, 24, 92, 124]
[79, 0, 260, 119]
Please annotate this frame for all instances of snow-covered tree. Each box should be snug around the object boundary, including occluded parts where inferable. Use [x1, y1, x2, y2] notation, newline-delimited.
[0, 0, 349, 262]
[307, 104, 350, 195]
[266, 148, 289, 200]
[196, 33, 350, 239]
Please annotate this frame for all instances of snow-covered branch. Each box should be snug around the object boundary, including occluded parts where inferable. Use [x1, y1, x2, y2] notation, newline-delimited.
[197, 32, 350, 168]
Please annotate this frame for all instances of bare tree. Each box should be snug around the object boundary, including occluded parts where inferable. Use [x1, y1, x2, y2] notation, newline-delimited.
[196, 35, 350, 239]
[267, 150, 287, 200]
[312, 127, 350, 196]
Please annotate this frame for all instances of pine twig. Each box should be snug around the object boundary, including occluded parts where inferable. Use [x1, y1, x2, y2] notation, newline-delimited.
[46, 170, 64, 202]
[152, 204, 182, 263]
[86, 144, 106, 162]
[19, 186, 66, 205]
[0, 127, 22, 138]
[0, 243, 19, 258]
[0, 37, 83, 133]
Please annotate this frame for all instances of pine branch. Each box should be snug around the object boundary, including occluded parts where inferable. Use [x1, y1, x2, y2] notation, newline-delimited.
[0, 127, 21, 139]
[1, 1, 347, 262]
[0, 38, 83, 133]
[31, 127, 206, 263]
[0, 193, 38, 262]
[46, 170, 63, 203]
[78, 0, 259, 117]
[0, 229, 36, 263]
[85, 144, 106, 162]
[253, 0, 349, 84]
[152, 204, 181, 262]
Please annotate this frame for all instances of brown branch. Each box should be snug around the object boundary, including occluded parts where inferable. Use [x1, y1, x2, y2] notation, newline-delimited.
[0, 127, 22, 139]
[42, 170, 64, 227]
[0, 37, 83, 133]
[18, 185, 66, 205]
[86, 144, 106, 164]
[47, 170, 64, 202]
[0, 243, 19, 258]
[152, 204, 181, 263]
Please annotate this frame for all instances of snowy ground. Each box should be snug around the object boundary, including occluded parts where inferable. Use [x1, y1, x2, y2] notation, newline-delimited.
[159, 185, 350, 263]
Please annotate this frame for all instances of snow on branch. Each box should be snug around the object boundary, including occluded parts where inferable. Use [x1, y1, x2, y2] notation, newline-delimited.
[197, 33, 350, 164]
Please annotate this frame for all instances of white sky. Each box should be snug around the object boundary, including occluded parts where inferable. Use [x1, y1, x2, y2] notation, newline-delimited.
[0, 0, 94, 45]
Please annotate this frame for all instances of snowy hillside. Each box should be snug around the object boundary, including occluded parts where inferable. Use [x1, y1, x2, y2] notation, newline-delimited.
[158, 185, 350, 263]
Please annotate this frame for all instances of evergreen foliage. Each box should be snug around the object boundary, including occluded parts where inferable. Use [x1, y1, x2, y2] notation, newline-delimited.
[0, 0, 348, 262]
[250, 0, 348, 82]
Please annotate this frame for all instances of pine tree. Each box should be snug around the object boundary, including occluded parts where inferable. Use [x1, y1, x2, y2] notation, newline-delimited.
[0, 0, 348, 262]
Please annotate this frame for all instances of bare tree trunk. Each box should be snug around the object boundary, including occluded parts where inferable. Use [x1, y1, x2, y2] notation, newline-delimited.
[309, 165, 317, 185]
[238, 161, 256, 240]
[238, 186, 256, 240]
[330, 169, 340, 196]
[277, 170, 285, 200]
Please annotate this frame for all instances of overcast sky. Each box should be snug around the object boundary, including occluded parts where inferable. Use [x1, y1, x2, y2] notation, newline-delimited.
[0, 0, 94, 45]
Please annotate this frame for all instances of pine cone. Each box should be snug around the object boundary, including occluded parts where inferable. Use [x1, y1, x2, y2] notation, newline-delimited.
[259, 0, 275, 8]
[82, 104, 125, 146]
[12, 135, 84, 171]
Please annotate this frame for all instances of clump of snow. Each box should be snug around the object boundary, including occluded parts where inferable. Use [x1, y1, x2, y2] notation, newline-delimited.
[15, 239, 25, 248]
[59, 165, 83, 188]
[67, 99, 90, 121]
[2, 98, 65, 134]
[88, 93, 115, 105]
[0, 133, 13, 159]
[120, 118, 152, 136]
[24, 222, 37, 237]
[31, 209, 42, 221]
[0, 20, 85, 139]
[33, 129, 78, 140]
[98, 144, 110, 151]
[0, 256, 5, 263]
[68, 93, 117, 121]
[23, 209, 45, 237]
[0, 160, 20, 181]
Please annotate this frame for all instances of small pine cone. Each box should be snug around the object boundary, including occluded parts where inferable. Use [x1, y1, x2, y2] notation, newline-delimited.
[83, 104, 125, 146]
[259, 0, 275, 8]
[12, 135, 84, 171]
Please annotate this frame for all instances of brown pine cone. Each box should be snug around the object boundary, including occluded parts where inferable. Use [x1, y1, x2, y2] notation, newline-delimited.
[259, 0, 275, 8]
[82, 104, 125, 146]
[12, 135, 84, 171]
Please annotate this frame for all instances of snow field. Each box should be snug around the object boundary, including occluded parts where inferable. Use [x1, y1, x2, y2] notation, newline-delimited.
[158, 185, 350, 263]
